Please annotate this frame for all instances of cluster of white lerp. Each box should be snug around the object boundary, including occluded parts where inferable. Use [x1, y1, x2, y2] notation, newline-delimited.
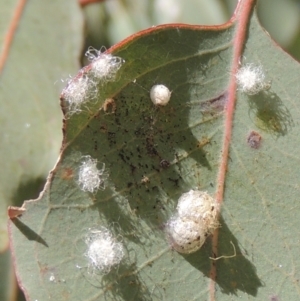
[165, 190, 219, 254]
[85, 227, 124, 274]
[62, 46, 124, 115]
[235, 63, 268, 95]
[77, 155, 106, 193]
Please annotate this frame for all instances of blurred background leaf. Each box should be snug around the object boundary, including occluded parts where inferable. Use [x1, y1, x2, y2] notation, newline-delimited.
[82, 0, 300, 61]
[0, 0, 83, 300]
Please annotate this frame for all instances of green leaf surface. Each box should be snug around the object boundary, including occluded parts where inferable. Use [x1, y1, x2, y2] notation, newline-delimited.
[9, 2, 300, 300]
[0, 0, 83, 250]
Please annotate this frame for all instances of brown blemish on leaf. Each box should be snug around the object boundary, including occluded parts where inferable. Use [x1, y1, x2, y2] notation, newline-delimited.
[102, 98, 116, 113]
[197, 136, 211, 148]
[247, 131, 262, 149]
[61, 167, 74, 180]
[200, 91, 228, 115]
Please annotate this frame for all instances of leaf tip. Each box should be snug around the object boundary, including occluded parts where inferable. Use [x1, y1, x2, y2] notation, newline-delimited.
[7, 206, 26, 219]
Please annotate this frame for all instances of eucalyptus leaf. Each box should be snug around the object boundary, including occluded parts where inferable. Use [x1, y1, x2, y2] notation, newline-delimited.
[9, 2, 300, 300]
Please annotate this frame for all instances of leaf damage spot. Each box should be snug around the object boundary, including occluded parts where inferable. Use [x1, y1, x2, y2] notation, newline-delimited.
[61, 167, 74, 180]
[200, 91, 228, 115]
[102, 98, 117, 113]
[247, 130, 262, 149]
[196, 136, 211, 149]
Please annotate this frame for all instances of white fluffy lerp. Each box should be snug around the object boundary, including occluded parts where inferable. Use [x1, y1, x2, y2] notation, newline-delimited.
[85, 46, 125, 82]
[150, 84, 172, 106]
[85, 227, 124, 274]
[177, 190, 219, 225]
[62, 75, 97, 114]
[77, 156, 106, 193]
[235, 64, 267, 95]
[166, 215, 207, 254]
[165, 190, 219, 254]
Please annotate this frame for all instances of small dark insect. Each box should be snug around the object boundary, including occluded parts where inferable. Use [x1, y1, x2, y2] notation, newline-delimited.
[160, 159, 170, 169]
[247, 130, 262, 149]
